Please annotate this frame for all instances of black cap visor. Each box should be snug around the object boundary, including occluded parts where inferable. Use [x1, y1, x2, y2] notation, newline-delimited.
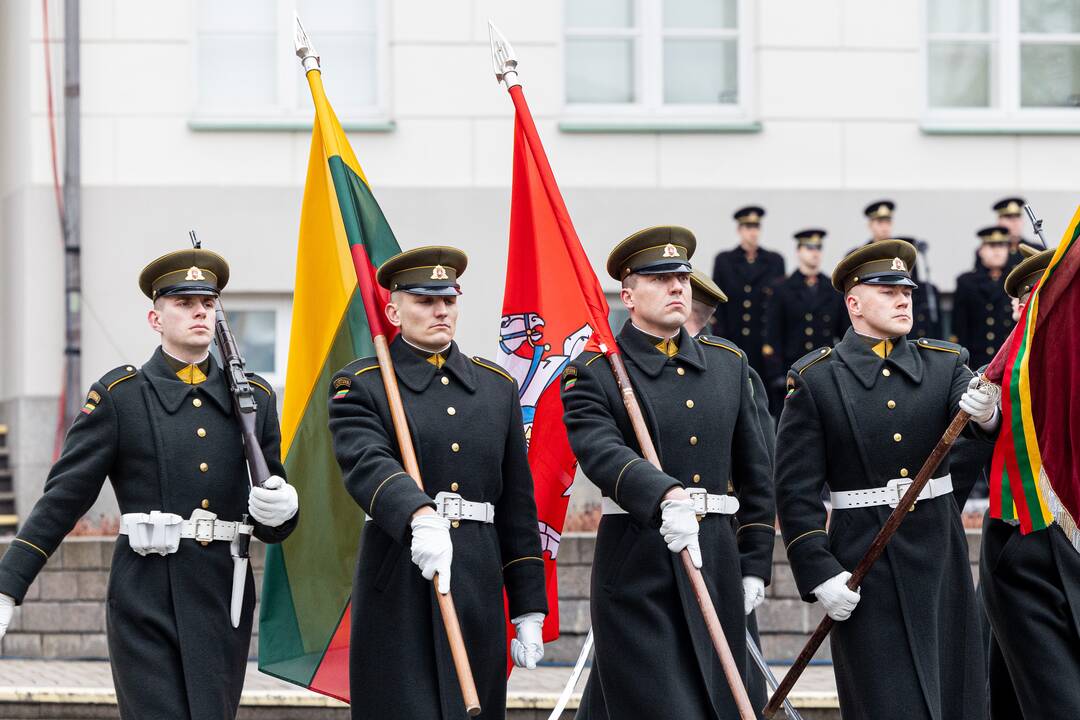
[154, 283, 220, 299]
[395, 283, 462, 297]
[634, 261, 693, 276]
[859, 273, 918, 289]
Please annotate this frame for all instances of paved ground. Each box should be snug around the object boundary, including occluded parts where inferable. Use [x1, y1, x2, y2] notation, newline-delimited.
[0, 658, 838, 711]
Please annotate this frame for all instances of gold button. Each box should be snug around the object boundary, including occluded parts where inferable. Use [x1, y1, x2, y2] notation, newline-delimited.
[199, 462, 209, 472]
[887, 400, 896, 409]
[987, 318, 995, 326]
[744, 285, 752, 293]
[451, 442, 460, 452]
[441, 376, 449, 385]
[126, 366, 134, 371]
[742, 313, 751, 322]
[741, 328, 750, 336]
[451, 520, 460, 529]
[882, 368, 891, 377]
[805, 313, 813, 321]
[447, 407, 456, 416]
[192, 398, 202, 407]
[743, 300, 752, 308]
[197, 428, 206, 438]
[450, 482, 459, 491]
[900, 468, 909, 477]
[986, 332, 995, 340]
[200, 541, 209, 547]
[677, 367, 685, 376]
[804, 328, 814, 336]
[805, 342, 813, 350]
[692, 474, 701, 483]
[689, 436, 698, 446]
[686, 399, 694, 409]
[986, 303, 994, 311]
[201, 499, 210, 509]
[893, 433, 902, 442]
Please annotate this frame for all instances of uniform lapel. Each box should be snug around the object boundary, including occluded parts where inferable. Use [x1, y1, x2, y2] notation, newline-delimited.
[143, 348, 196, 414]
[390, 336, 438, 393]
[440, 344, 477, 394]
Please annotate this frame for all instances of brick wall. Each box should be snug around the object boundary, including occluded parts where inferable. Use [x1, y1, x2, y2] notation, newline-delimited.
[0, 531, 982, 662]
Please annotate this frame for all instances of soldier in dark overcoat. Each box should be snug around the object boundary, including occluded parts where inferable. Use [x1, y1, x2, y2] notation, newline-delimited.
[763, 229, 847, 414]
[0, 247, 300, 720]
[711, 206, 786, 380]
[951, 226, 1015, 364]
[775, 240, 999, 720]
[991, 196, 1029, 270]
[565, 227, 774, 720]
[978, 245, 1080, 719]
[327, 246, 547, 720]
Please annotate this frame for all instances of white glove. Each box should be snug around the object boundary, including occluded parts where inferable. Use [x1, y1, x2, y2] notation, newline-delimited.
[660, 498, 702, 569]
[248, 475, 299, 528]
[813, 571, 861, 622]
[742, 575, 766, 616]
[0, 592, 13, 645]
[960, 375, 999, 429]
[510, 612, 545, 670]
[410, 513, 453, 594]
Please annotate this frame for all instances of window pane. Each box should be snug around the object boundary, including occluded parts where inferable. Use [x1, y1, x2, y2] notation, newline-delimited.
[297, 34, 378, 110]
[1021, 0, 1080, 33]
[664, 0, 737, 29]
[566, 0, 634, 28]
[664, 39, 738, 104]
[297, 0, 377, 33]
[566, 39, 635, 103]
[198, 35, 277, 111]
[928, 42, 992, 107]
[198, 0, 275, 33]
[927, 0, 991, 33]
[225, 311, 277, 374]
[1021, 43, 1080, 106]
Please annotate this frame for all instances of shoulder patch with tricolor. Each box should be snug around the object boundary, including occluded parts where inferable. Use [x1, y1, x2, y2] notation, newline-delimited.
[332, 376, 352, 400]
[81, 389, 102, 415]
[784, 376, 798, 400]
[562, 365, 578, 390]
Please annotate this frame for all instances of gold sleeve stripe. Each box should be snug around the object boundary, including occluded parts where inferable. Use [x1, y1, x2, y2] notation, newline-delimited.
[502, 556, 544, 570]
[354, 365, 381, 376]
[785, 528, 827, 550]
[369, 472, 410, 515]
[613, 458, 643, 503]
[471, 358, 514, 383]
[13, 537, 49, 559]
[737, 522, 775, 535]
[106, 373, 137, 391]
[698, 338, 743, 358]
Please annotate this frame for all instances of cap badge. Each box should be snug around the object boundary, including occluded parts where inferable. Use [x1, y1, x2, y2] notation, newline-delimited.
[662, 243, 680, 258]
[891, 258, 907, 272]
[1006, 201, 1021, 214]
[185, 266, 206, 281]
[431, 265, 449, 280]
[746, 213, 760, 223]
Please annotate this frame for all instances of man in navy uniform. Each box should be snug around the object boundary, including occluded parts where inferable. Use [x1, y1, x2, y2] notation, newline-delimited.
[565, 226, 774, 720]
[0, 247, 300, 720]
[951, 226, 1015, 364]
[775, 240, 998, 720]
[764, 229, 847, 415]
[327, 246, 547, 720]
[711, 206, 786, 381]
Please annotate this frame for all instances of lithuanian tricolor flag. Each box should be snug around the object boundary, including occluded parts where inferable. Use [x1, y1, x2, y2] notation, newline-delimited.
[987, 206, 1080, 535]
[257, 61, 401, 702]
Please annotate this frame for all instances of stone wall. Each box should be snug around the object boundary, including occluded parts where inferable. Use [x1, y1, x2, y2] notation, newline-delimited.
[0, 531, 982, 662]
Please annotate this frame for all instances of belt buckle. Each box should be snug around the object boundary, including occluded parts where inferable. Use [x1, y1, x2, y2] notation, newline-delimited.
[686, 488, 708, 520]
[435, 492, 464, 521]
[887, 478, 916, 512]
[190, 508, 217, 544]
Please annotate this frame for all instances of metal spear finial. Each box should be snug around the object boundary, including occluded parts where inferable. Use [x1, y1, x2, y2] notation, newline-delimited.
[488, 21, 520, 89]
[294, 13, 320, 72]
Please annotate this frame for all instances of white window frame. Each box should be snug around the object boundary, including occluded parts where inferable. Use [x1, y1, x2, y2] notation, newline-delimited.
[217, 294, 293, 390]
[189, 0, 391, 131]
[921, 0, 1080, 133]
[561, 0, 757, 130]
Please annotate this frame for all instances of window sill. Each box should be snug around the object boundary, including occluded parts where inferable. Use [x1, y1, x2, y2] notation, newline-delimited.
[558, 118, 762, 134]
[187, 117, 396, 133]
[920, 121, 1080, 136]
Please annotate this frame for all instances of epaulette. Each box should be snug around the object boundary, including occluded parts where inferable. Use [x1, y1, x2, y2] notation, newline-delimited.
[913, 337, 962, 355]
[697, 335, 743, 358]
[344, 356, 379, 376]
[244, 371, 273, 396]
[471, 357, 514, 383]
[101, 364, 138, 392]
[583, 352, 605, 367]
[793, 347, 832, 375]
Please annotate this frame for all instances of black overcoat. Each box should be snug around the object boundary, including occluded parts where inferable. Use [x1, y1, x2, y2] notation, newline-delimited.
[0, 348, 295, 720]
[951, 268, 1015, 364]
[562, 323, 774, 720]
[711, 245, 786, 378]
[775, 330, 989, 720]
[327, 337, 547, 720]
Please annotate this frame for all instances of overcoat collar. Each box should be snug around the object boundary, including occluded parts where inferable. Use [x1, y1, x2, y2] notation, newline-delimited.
[142, 347, 233, 414]
[833, 328, 922, 389]
[617, 321, 706, 378]
[390, 335, 477, 393]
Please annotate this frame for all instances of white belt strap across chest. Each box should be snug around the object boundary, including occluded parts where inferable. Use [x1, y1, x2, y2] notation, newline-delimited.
[433, 491, 495, 523]
[119, 509, 253, 544]
[603, 487, 740, 516]
[830, 474, 954, 510]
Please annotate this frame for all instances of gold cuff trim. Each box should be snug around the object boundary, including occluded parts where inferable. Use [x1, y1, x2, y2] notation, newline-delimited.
[370, 472, 409, 515]
[785, 528, 827, 550]
[502, 556, 544, 570]
[737, 522, 775, 535]
[13, 537, 49, 560]
[614, 458, 643, 503]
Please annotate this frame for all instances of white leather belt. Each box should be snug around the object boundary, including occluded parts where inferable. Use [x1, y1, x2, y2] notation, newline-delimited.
[602, 488, 740, 517]
[119, 508, 253, 545]
[434, 492, 495, 524]
[830, 475, 953, 510]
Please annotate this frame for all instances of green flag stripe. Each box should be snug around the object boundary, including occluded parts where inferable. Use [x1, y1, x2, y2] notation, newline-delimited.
[328, 156, 401, 263]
